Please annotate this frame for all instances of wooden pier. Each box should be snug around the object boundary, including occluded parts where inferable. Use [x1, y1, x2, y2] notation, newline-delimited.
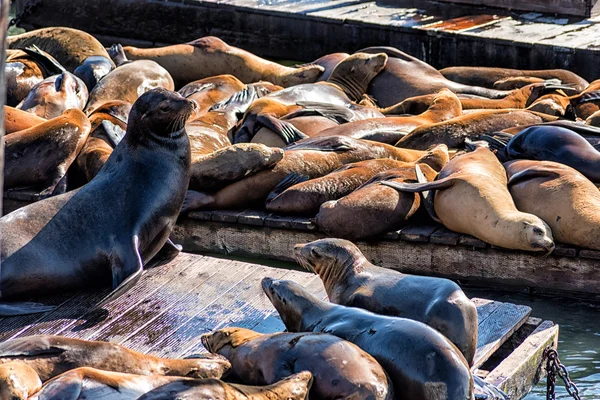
[0, 252, 558, 399]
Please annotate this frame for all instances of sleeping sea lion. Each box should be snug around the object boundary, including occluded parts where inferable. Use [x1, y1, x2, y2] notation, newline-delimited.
[305, 52, 350, 82]
[0, 362, 42, 400]
[262, 278, 474, 400]
[382, 147, 555, 253]
[73, 55, 115, 92]
[123, 36, 323, 88]
[0, 335, 230, 382]
[202, 327, 393, 400]
[178, 74, 245, 114]
[0, 88, 196, 316]
[294, 238, 478, 365]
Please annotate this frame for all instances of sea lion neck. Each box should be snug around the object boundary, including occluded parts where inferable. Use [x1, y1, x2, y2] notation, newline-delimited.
[326, 77, 364, 103]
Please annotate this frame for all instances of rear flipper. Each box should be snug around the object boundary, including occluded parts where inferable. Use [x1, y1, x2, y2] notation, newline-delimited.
[474, 375, 509, 400]
[210, 85, 258, 117]
[0, 302, 55, 317]
[181, 190, 215, 213]
[23, 44, 66, 75]
[288, 101, 355, 124]
[145, 239, 182, 269]
[107, 43, 130, 67]
[256, 115, 308, 145]
[266, 173, 310, 205]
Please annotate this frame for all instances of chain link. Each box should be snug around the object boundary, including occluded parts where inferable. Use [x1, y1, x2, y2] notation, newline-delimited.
[9, 0, 43, 27]
[545, 347, 581, 400]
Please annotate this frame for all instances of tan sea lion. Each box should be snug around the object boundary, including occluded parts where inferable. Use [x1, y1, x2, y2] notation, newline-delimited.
[305, 52, 350, 82]
[382, 147, 555, 253]
[4, 106, 46, 134]
[505, 160, 600, 251]
[202, 327, 393, 400]
[493, 76, 546, 90]
[0, 335, 230, 382]
[4, 109, 91, 195]
[178, 74, 245, 114]
[295, 238, 478, 365]
[0, 361, 42, 400]
[123, 36, 324, 88]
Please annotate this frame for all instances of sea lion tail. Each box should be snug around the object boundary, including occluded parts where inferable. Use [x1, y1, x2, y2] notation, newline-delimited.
[0, 302, 56, 317]
[266, 173, 310, 205]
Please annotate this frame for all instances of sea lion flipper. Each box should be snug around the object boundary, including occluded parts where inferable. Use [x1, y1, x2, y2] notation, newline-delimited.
[415, 164, 442, 224]
[101, 120, 127, 147]
[0, 302, 56, 317]
[256, 115, 308, 145]
[474, 375, 509, 400]
[266, 173, 310, 204]
[285, 136, 354, 152]
[210, 86, 258, 116]
[36, 372, 83, 400]
[290, 101, 355, 124]
[107, 43, 130, 67]
[381, 176, 455, 193]
[23, 44, 66, 75]
[507, 168, 562, 186]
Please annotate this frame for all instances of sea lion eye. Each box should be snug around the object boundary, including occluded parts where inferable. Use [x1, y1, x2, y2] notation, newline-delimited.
[533, 227, 543, 235]
[159, 103, 170, 112]
[311, 248, 320, 258]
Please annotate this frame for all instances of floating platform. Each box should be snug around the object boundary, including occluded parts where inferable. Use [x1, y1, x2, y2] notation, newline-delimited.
[0, 252, 558, 399]
[13, 0, 600, 82]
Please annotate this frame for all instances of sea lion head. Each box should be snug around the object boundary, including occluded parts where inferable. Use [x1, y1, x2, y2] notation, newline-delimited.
[262, 278, 323, 332]
[522, 217, 555, 256]
[168, 353, 231, 379]
[202, 327, 263, 354]
[327, 52, 388, 102]
[0, 362, 43, 400]
[74, 56, 116, 92]
[17, 71, 88, 119]
[268, 371, 314, 400]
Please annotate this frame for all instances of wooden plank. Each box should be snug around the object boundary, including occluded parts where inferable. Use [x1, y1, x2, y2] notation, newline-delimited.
[211, 209, 246, 223]
[430, 227, 462, 246]
[485, 321, 559, 400]
[428, 0, 595, 18]
[458, 235, 488, 249]
[290, 217, 317, 231]
[399, 224, 440, 243]
[237, 210, 269, 226]
[187, 210, 214, 221]
[264, 214, 295, 229]
[473, 302, 532, 369]
[553, 244, 578, 258]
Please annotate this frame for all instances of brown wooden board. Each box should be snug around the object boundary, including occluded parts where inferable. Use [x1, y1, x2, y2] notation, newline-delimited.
[422, 0, 597, 18]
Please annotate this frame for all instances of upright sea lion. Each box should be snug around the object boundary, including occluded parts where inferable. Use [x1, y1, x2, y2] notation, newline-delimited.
[138, 371, 313, 400]
[0, 88, 196, 316]
[178, 74, 245, 114]
[202, 328, 393, 400]
[7, 27, 113, 72]
[123, 36, 324, 88]
[505, 160, 600, 251]
[0, 335, 230, 382]
[295, 239, 478, 365]
[262, 278, 473, 400]
[439, 66, 589, 93]
[358, 46, 509, 107]
[17, 71, 88, 119]
[382, 147, 555, 253]
[4, 106, 46, 134]
[0, 362, 42, 400]
[4, 109, 91, 195]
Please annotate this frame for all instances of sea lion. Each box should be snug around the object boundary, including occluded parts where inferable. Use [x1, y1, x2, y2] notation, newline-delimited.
[178, 74, 245, 114]
[73, 55, 115, 92]
[4, 106, 46, 134]
[396, 109, 554, 150]
[262, 278, 474, 400]
[16, 71, 88, 119]
[439, 66, 589, 93]
[0, 335, 230, 382]
[4, 109, 91, 195]
[493, 76, 546, 90]
[202, 328, 393, 400]
[123, 36, 324, 88]
[358, 46, 509, 107]
[382, 147, 555, 253]
[485, 125, 600, 182]
[182, 136, 428, 211]
[295, 238, 478, 365]
[586, 109, 600, 126]
[85, 45, 174, 113]
[266, 144, 449, 215]
[0, 88, 196, 316]
[526, 93, 576, 119]
[304, 52, 350, 82]
[138, 371, 313, 400]
[7, 27, 113, 72]
[0, 362, 42, 400]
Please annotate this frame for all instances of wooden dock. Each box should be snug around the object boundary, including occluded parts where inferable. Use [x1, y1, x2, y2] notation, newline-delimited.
[13, 0, 600, 82]
[0, 252, 558, 399]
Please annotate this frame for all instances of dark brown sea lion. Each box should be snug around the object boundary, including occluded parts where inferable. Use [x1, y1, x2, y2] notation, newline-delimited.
[17, 71, 88, 119]
[266, 144, 449, 215]
[138, 371, 313, 400]
[7, 27, 113, 72]
[182, 136, 428, 211]
[73, 55, 115, 92]
[358, 46, 509, 107]
[526, 93, 576, 119]
[586, 109, 600, 126]
[4, 109, 91, 195]
[505, 160, 600, 251]
[382, 147, 555, 253]
[178, 74, 245, 114]
[0, 361, 42, 400]
[295, 238, 478, 365]
[0, 335, 230, 382]
[396, 109, 554, 150]
[202, 327, 393, 400]
[262, 278, 474, 400]
[4, 106, 46, 134]
[123, 36, 324, 88]
[0, 88, 196, 316]
[440, 66, 589, 93]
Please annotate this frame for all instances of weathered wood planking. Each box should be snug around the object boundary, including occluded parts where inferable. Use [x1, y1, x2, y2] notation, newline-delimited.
[12, 0, 600, 81]
[421, 0, 599, 18]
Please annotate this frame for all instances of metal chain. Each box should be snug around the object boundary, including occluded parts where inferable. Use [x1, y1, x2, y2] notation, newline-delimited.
[545, 347, 582, 400]
[8, 0, 43, 27]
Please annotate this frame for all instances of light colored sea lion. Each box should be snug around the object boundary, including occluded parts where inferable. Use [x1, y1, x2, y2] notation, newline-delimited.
[262, 278, 474, 400]
[123, 36, 324, 88]
[295, 238, 478, 365]
[0, 89, 196, 316]
[4, 106, 46, 134]
[202, 327, 393, 400]
[382, 147, 555, 253]
[178, 74, 245, 114]
[0, 335, 230, 382]
[4, 109, 91, 195]
[0, 361, 42, 400]
[16, 71, 88, 119]
[505, 160, 600, 251]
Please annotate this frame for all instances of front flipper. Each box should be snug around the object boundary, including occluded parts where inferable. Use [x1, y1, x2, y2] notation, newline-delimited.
[210, 86, 258, 117]
[23, 44, 66, 75]
[100, 120, 127, 147]
[266, 173, 310, 205]
[507, 167, 561, 187]
[0, 336, 66, 357]
[256, 115, 308, 145]
[36, 373, 83, 400]
[95, 235, 143, 309]
[145, 239, 182, 269]
[0, 302, 55, 317]
[414, 164, 441, 224]
[288, 101, 355, 124]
